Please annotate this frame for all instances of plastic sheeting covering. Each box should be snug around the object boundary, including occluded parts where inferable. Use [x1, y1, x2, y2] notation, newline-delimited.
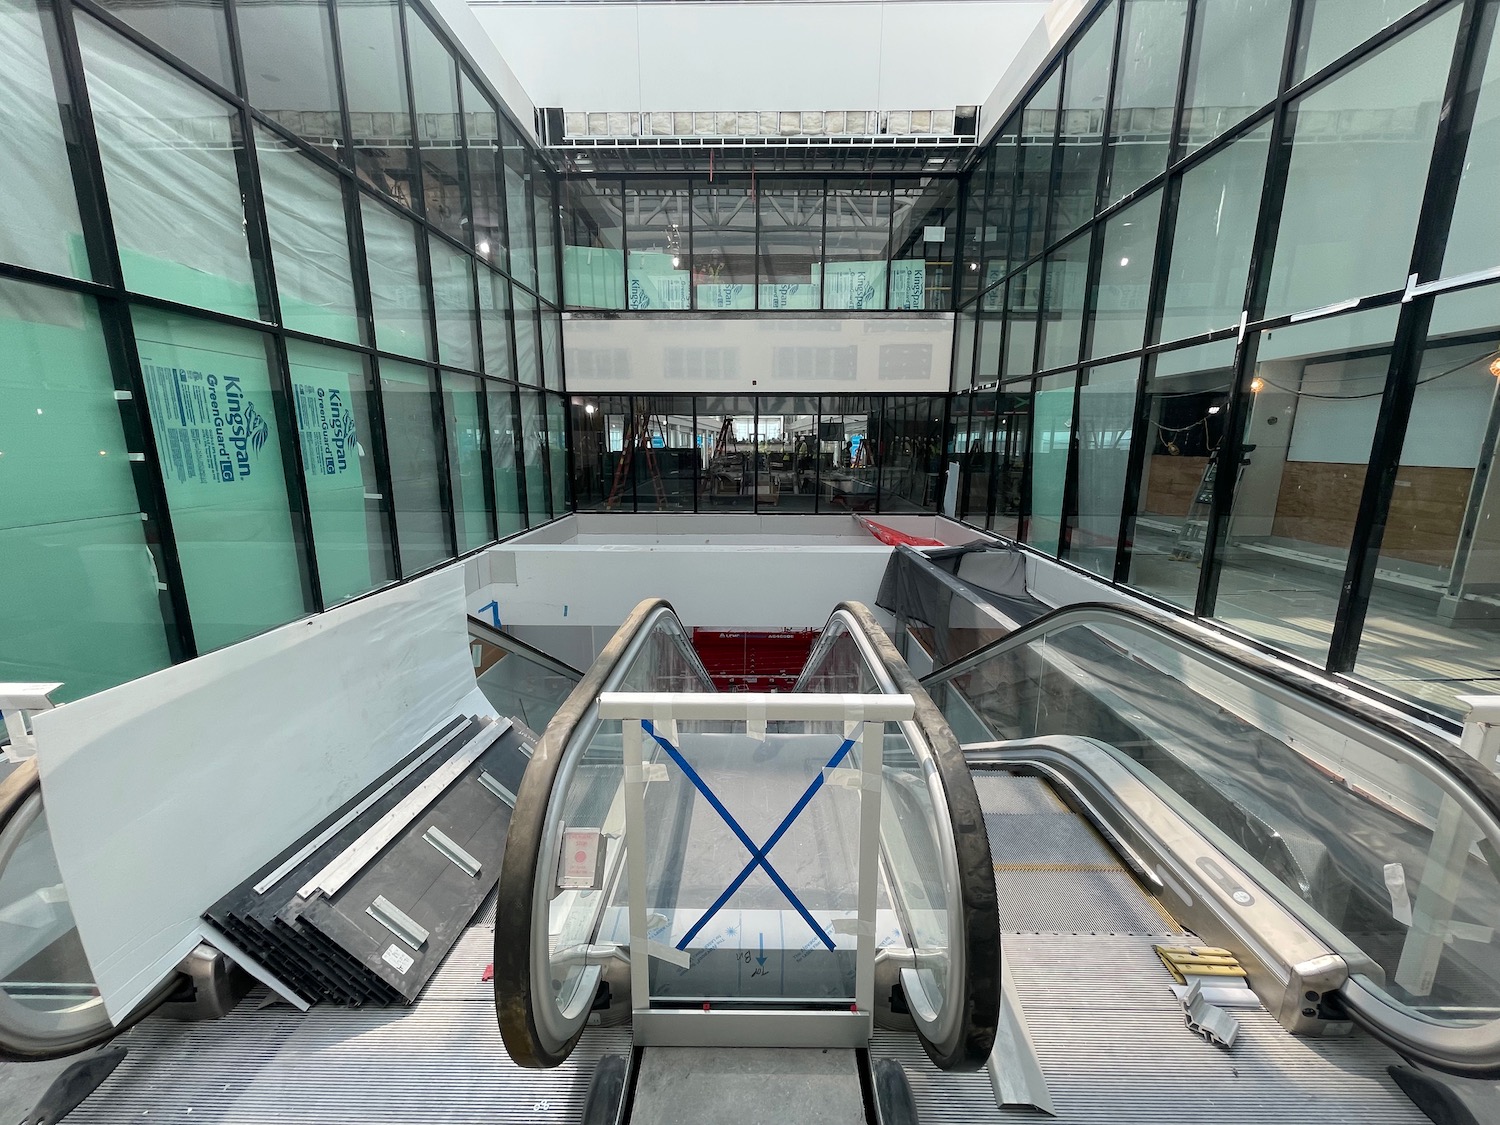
[854, 516, 946, 548]
[32, 569, 493, 1022]
[876, 543, 1044, 668]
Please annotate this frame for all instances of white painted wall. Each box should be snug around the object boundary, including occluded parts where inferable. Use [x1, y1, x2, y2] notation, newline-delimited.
[465, 1, 1048, 116]
[565, 312, 954, 393]
[468, 543, 896, 658]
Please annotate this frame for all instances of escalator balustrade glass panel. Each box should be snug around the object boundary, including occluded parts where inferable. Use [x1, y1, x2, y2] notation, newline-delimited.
[0, 769, 111, 1058]
[469, 620, 582, 735]
[800, 616, 957, 1038]
[926, 610, 1500, 1035]
[534, 608, 717, 1043]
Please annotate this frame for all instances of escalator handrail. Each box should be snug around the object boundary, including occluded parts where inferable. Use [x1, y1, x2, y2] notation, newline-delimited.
[967, 734, 1500, 1077]
[920, 599, 1500, 842]
[0, 757, 37, 828]
[928, 601, 1500, 1076]
[466, 616, 586, 680]
[829, 601, 1000, 1071]
[0, 759, 176, 1060]
[493, 597, 708, 1067]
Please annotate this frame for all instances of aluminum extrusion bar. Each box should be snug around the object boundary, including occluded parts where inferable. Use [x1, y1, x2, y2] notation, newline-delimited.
[297, 718, 510, 899]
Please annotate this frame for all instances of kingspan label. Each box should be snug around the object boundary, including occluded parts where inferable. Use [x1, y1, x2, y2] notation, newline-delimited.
[141, 359, 272, 487]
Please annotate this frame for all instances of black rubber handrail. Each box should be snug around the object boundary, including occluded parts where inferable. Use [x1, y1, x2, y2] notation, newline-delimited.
[467, 616, 585, 679]
[493, 597, 678, 1068]
[922, 599, 1500, 835]
[924, 599, 1500, 1075]
[833, 601, 1000, 1072]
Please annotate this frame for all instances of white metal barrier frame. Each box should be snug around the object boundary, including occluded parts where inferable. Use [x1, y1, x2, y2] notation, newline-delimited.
[0, 683, 62, 763]
[598, 691, 915, 1049]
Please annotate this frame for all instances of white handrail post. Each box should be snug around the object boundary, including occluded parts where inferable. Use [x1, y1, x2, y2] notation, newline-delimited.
[0, 682, 64, 763]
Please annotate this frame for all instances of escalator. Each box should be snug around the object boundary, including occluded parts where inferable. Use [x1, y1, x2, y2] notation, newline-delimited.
[921, 597, 1500, 1081]
[493, 584, 1500, 1122]
[8, 580, 1500, 1121]
[490, 597, 1000, 1121]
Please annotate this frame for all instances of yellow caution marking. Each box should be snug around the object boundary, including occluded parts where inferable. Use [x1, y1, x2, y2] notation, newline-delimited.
[992, 862, 1122, 873]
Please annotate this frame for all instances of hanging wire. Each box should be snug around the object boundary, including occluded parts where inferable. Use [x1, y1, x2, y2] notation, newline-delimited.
[1252, 350, 1493, 400]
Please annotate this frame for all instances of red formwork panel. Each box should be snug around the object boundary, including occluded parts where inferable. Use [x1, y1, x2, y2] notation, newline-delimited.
[691, 628, 821, 693]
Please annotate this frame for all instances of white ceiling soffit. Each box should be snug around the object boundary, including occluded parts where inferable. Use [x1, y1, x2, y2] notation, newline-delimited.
[469, 1, 1050, 125]
[977, 0, 1099, 147]
[421, 0, 542, 145]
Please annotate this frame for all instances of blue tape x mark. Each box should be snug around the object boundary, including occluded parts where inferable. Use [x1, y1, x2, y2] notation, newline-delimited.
[640, 719, 855, 952]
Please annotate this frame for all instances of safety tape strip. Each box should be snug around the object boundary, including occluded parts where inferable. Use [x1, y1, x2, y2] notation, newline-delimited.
[642, 718, 848, 953]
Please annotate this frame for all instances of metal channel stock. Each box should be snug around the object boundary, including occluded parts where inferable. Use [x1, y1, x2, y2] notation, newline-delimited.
[298, 717, 510, 899]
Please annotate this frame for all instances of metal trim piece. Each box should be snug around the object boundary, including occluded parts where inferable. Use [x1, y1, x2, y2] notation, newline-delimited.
[253, 718, 476, 894]
[479, 769, 518, 806]
[367, 895, 430, 951]
[631, 1009, 872, 1049]
[424, 826, 483, 878]
[987, 957, 1055, 1115]
[298, 718, 510, 900]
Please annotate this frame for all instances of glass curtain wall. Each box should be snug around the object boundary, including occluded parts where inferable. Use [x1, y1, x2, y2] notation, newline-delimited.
[563, 176, 959, 312]
[948, 0, 1500, 719]
[0, 0, 564, 701]
[566, 396, 935, 516]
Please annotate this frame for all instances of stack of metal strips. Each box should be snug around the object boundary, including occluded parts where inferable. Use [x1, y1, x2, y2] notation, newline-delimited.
[204, 714, 533, 1007]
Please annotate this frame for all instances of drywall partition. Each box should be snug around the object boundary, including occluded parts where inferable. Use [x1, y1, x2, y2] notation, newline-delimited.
[564, 313, 954, 394]
[470, 543, 895, 657]
[32, 568, 489, 1022]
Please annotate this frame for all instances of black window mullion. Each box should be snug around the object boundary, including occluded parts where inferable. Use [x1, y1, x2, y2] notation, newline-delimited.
[686, 177, 698, 312]
[984, 387, 1004, 530]
[1018, 380, 1036, 540]
[394, 0, 425, 221]
[51, 0, 199, 660]
[491, 111, 514, 280]
[1114, 0, 1202, 582]
[326, 0, 403, 578]
[561, 389, 575, 515]
[1031, 68, 1065, 377]
[1326, 0, 1492, 672]
[542, 392, 556, 519]
[1111, 355, 1152, 583]
[1094, 0, 1129, 220]
[322, 0, 357, 173]
[449, 39, 476, 251]
[812, 395, 823, 515]
[1059, 370, 1083, 558]
[503, 286, 531, 525]
[818, 178, 829, 311]
[508, 383, 529, 527]
[746, 398, 757, 512]
[224, 0, 324, 614]
[1194, 0, 1307, 618]
[523, 149, 540, 294]
[476, 376, 499, 542]
[415, 228, 458, 557]
[884, 177, 897, 309]
[751, 176, 760, 309]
